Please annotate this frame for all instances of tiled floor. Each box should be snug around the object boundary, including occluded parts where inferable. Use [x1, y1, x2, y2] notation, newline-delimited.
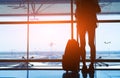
[0, 70, 120, 78]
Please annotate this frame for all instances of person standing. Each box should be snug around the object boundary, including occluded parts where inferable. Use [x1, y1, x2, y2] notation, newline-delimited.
[75, 0, 101, 71]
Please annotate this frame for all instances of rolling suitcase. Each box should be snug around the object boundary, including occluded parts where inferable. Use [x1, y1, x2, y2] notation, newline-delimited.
[62, 0, 80, 72]
[62, 39, 80, 72]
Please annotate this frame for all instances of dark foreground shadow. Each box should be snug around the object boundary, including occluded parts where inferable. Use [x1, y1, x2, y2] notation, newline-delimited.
[62, 72, 80, 78]
[62, 66, 95, 78]
[82, 69, 95, 78]
[88, 70, 95, 78]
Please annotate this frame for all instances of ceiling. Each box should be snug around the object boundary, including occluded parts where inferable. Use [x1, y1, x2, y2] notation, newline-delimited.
[0, 0, 120, 16]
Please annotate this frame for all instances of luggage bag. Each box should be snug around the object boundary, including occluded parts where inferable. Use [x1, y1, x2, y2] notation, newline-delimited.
[62, 39, 80, 72]
[62, 0, 81, 72]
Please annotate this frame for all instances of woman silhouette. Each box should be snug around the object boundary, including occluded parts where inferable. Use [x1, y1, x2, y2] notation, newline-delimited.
[75, 0, 101, 71]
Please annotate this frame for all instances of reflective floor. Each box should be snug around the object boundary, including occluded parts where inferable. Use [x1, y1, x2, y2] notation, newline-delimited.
[0, 70, 120, 78]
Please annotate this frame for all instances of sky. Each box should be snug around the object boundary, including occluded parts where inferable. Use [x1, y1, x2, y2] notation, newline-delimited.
[0, 15, 120, 52]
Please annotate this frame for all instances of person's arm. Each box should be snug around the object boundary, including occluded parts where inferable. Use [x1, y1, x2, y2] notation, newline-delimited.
[93, 0, 101, 13]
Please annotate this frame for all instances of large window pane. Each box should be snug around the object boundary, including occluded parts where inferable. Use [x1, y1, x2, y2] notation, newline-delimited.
[29, 24, 71, 59]
[96, 23, 120, 59]
[0, 25, 27, 59]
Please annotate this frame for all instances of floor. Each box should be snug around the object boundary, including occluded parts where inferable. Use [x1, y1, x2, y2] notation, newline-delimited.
[0, 70, 120, 78]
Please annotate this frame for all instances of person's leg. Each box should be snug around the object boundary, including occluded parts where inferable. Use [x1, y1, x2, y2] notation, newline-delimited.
[77, 26, 86, 66]
[88, 28, 96, 65]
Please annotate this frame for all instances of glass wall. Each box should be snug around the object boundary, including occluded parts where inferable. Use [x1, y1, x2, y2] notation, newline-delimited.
[0, 0, 120, 69]
[0, 0, 71, 69]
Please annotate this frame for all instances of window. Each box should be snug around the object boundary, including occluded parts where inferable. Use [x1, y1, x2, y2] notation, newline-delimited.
[0, 0, 120, 69]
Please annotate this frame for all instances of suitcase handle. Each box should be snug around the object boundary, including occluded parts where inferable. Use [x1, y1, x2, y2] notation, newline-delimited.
[71, 0, 74, 39]
[71, 0, 79, 42]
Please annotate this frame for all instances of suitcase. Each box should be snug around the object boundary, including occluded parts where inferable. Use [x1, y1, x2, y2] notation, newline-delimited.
[62, 1, 80, 72]
[62, 39, 81, 72]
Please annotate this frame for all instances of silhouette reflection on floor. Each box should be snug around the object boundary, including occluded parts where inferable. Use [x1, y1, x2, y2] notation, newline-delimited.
[63, 72, 80, 78]
[63, 68, 95, 78]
